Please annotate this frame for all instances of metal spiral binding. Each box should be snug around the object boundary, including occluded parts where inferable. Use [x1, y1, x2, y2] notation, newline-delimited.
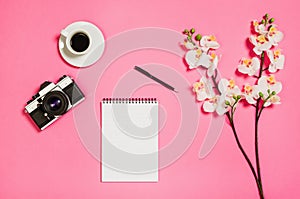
[102, 98, 157, 104]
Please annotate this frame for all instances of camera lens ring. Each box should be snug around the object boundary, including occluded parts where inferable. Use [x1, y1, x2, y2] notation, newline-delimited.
[42, 91, 69, 116]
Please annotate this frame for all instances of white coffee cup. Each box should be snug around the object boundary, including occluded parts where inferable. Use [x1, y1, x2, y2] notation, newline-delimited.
[60, 29, 92, 55]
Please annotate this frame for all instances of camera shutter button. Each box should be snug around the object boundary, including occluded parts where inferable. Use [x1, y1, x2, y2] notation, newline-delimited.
[26, 99, 33, 104]
[32, 94, 40, 100]
[59, 75, 67, 81]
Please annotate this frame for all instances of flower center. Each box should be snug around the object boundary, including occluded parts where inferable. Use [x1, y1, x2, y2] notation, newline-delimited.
[267, 75, 276, 85]
[269, 26, 278, 37]
[253, 21, 259, 27]
[208, 35, 217, 42]
[208, 96, 217, 103]
[273, 49, 281, 59]
[195, 49, 202, 58]
[243, 84, 253, 95]
[242, 59, 252, 67]
[193, 81, 204, 91]
[228, 79, 235, 89]
[269, 95, 280, 103]
[257, 35, 267, 44]
[210, 52, 216, 61]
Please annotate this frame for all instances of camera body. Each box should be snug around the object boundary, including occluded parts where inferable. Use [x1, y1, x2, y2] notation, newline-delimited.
[25, 75, 85, 130]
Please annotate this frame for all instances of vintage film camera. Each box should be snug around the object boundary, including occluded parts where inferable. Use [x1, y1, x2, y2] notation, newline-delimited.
[25, 75, 85, 130]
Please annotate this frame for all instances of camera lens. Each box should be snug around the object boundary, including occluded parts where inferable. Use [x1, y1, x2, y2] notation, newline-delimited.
[48, 97, 62, 111]
[42, 91, 69, 116]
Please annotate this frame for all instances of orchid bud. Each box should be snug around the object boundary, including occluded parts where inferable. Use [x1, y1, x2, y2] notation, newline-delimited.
[225, 101, 231, 106]
[183, 29, 189, 34]
[271, 91, 276, 95]
[190, 28, 195, 34]
[264, 13, 269, 20]
[237, 95, 242, 100]
[269, 18, 275, 23]
[259, 92, 264, 98]
[195, 34, 202, 41]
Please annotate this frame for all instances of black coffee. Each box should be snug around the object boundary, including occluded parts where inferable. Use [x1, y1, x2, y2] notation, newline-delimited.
[70, 32, 90, 52]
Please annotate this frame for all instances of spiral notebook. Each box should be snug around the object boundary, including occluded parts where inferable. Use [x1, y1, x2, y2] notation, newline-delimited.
[101, 98, 158, 182]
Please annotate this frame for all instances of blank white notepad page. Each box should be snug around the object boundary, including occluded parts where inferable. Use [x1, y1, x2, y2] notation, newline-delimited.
[101, 98, 158, 182]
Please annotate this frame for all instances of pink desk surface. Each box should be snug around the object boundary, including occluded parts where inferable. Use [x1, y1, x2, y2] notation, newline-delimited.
[1, 0, 299, 198]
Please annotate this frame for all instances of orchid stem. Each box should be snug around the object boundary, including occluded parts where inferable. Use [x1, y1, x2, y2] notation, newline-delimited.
[254, 51, 266, 199]
[255, 99, 264, 199]
[259, 52, 265, 77]
[227, 112, 264, 199]
[212, 71, 264, 199]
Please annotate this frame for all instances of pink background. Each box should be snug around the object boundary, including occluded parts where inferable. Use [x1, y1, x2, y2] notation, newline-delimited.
[1, 0, 299, 198]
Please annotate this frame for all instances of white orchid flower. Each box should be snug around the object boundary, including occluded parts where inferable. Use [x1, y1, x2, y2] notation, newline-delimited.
[238, 57, 260, 76]
[185, 50, 218, 71]
[192, 76, 214, 101]
[200, 35, 220, 53]
[267, 26, 283, 46]
[206, 53, 219, 77]
[264, 95, 281, 107]
[202, 94, 230, 115]
[218, 79, 241, 96]
[257, 75, 282, 96]
[267, 49, 285, 73]
[203, 95, 220, 113]
[256, 75, 282, 107]
[242, 84, 257, 104]
[215, 94, 229, 115]
[185, 49, 206, 69]
[249, 35, 272, 55]
[216, 79, 242, 115]
[253, 20, 268, 34]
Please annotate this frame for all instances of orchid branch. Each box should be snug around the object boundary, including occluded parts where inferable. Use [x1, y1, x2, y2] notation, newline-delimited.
[182, 13, 283, 199]
[211, 74, 262, 196]
[254, 51, 265, 197]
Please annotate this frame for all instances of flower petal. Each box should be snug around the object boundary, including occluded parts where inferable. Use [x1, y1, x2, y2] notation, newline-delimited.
[185, 50, 201, 69]
[271, 82, 282, 94]
[260, 42, 272, 51]
[272, 31, 284, 44]
[214, 94, 227, 115]
[267, 50, 274, 62]
[277, 55, 285, 69]
[253, 46, 262, 55]
[263, 101, 271, 107]
[245, 96, 256, 104]
[198, 53, 212, 68]
[238, 65, 251, 75]
[203, 100, 217, 112]
[200, 35, 220, 52]
[258, 76, 268, 88]
[252, 57, 260, 70]
[197, 91, 207, 101]
[249, 35, 257, 46]
[268, 64, 277, 73]
[218, 79, 229, 94]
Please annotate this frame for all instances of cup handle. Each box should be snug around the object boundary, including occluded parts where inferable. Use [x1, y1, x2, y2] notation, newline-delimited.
[59, 41, 65, 49]
[60, 29, 68, 38]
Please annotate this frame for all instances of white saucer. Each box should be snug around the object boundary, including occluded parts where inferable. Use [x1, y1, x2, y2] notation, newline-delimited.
[59, 21, 105, 68]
